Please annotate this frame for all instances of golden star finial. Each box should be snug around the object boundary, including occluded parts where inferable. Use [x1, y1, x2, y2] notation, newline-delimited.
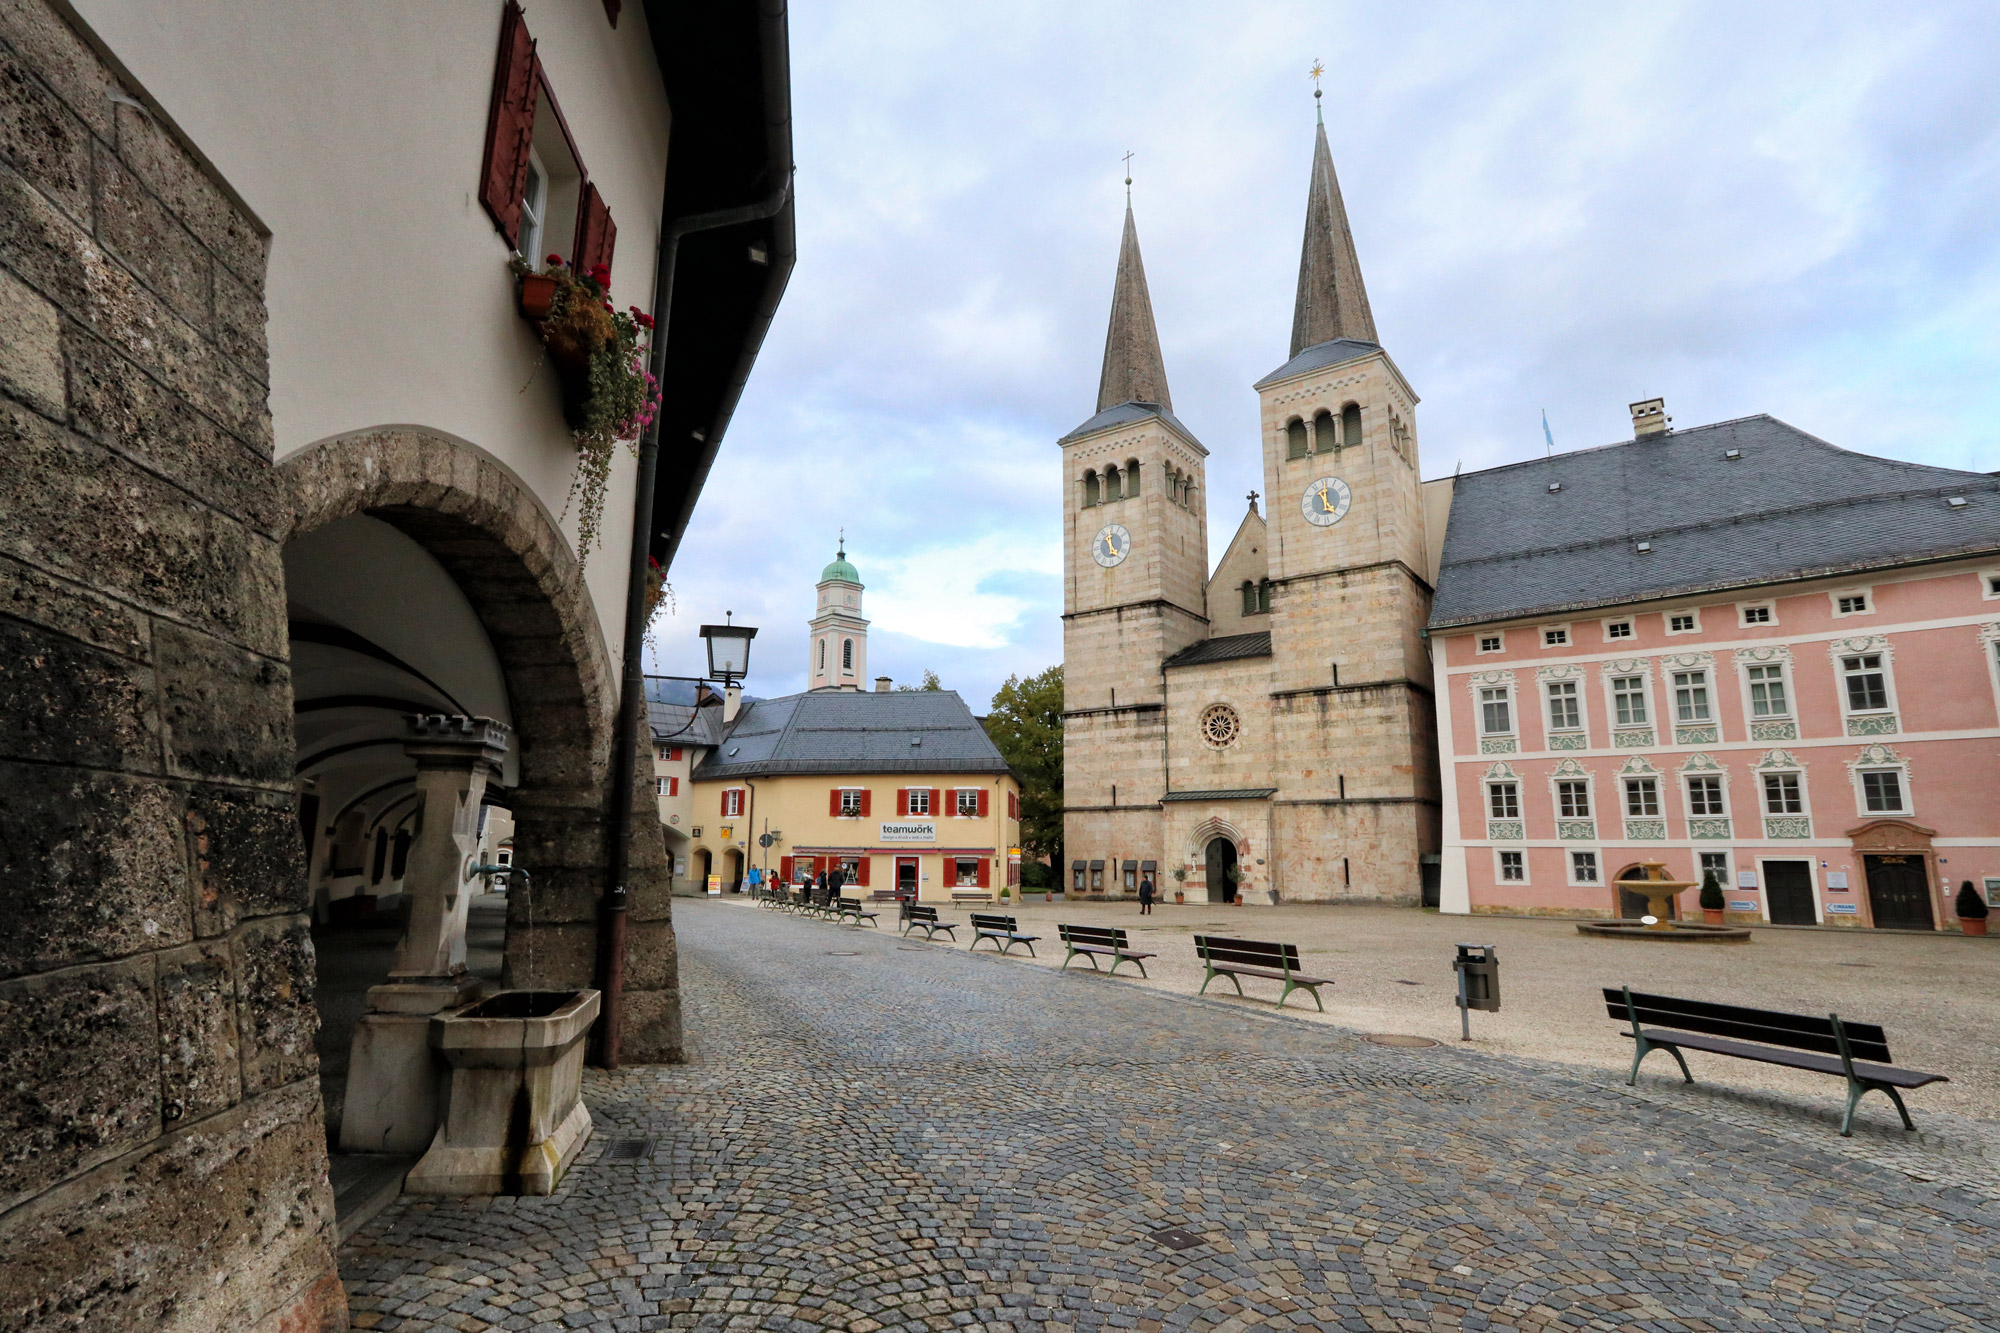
[1309, 59, 1325, 90]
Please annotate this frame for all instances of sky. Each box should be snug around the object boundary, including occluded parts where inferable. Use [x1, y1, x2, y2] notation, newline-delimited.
[647, 1, 2000, 710]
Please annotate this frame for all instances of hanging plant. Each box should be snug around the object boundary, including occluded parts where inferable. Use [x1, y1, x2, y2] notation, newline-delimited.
[511, 254, 661, 565]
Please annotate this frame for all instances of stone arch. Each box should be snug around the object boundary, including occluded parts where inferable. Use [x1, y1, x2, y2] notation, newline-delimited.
[276, 426, 680, 1062]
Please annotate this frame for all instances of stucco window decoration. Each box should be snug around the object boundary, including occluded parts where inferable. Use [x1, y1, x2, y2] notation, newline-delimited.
[1680, 752, 1732, 840]
[1755, 749, 1812, 839]
[1847, 743, 1914, 817]
[1618, 755, 1667, 840]
[1469, 670, 1517, 754]
[1537, 664, 1588, 750]
[1603, 659, 1656, 747]
[1200, 703, 1242, 749]
[1483, 761, 1524, 841]
[1735, 645, 1797, 741]
[1550, 759, 1595, 841]
[1662, 651, 1718, 745]
[1829, 635, 1898, 736]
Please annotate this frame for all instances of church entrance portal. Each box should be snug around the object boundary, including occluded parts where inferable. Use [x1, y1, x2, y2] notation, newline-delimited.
[1205, 838, 1239, 904]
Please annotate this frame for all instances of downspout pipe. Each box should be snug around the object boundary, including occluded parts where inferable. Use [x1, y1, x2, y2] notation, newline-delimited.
[596, 174, 792, 1070]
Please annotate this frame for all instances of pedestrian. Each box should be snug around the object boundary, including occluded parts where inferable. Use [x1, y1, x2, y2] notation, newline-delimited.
[829, 865, 846, 897]
[1138, 875, 1155, 915]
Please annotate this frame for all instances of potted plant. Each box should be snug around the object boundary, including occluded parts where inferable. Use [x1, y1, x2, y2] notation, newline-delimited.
[509, 254, 660, 564]
[1956, 880, 1989, 937]
[1699, 869, 1726, 925]
[1173, 867, 1187, 905]
[1225, 864, 1243, 904]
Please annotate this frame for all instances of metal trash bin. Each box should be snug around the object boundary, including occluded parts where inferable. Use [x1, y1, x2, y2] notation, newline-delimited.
[1452, 943, 1499, 1040]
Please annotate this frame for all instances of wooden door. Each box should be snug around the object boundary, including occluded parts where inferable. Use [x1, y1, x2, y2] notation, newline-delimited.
[1763, 860, 1816, 926]
[1864, 854, 1934, 930]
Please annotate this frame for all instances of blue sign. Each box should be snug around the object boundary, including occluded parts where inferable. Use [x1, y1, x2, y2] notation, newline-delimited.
[1728, 900, 1757, 911]
[1827, 903, 1859, 914]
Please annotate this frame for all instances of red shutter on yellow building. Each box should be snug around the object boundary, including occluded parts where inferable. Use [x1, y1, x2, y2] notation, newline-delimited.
[976, 789, 989, 817]
[856, 857, 870, 886]
[828, 788, 841, 816]
[896, 788, 908, 816]
[976, 858, 990, 887]
[859, 790, 872, 816]
[932, 788, 943, 816]
[779, 856, 794, 881]
[478, 2, 539, 247]
[719, 790, 728, 815]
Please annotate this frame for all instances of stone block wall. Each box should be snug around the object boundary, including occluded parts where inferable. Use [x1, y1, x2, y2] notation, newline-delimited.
[0, 3, 343, 1327]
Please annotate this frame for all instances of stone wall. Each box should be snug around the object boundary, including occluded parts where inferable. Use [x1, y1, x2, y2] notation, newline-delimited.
[0, 2, 343, 1327]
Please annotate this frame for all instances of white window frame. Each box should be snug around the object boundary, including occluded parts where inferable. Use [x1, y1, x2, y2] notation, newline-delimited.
[1495, 848, 1528, 885]
[1847, 744, 1914, 818]
[1478, 683, 1515, 737]
[908, 787, 932, 816]
[723, 788, 744, 817]
[1831, 639, 1897, 724]
[1544, 677, 1584, 736]
[1760, 768, 1806, 817]
[1737, 600, 1777, 627]
[1601, 617, 1635, 642]
[1665, 609, 1701, 635]
[1623, 775, 1662, 818]
[1671, 668, 1713, 723]
[1981, 569, 2000, 601]
[1487, 781, 1520, 820]
[955, 788, 980, 818]
[1540, 624, 1571, 648]
[1684, 771, 1729, 820]
[1567, 849, 1601, 886]
[839, 788, 864, 818]
[1831, 587, 1874, 618]
[1698, 850, 1732, 889]
[1555, 777, 1592, 820]
[1607, 670, 1650, 728]
[1743, 660, 1791, 720]
[1476, 632, 1505, 655]
[516, 145, 550, 264]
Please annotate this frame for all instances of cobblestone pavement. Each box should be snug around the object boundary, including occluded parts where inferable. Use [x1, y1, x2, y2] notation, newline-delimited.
[340, 902, 2000, 1331]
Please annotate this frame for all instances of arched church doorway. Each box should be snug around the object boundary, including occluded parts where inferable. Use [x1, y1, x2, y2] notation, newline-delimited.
[695, 847, 714, 892]
[1616, 863, 1677, 920]
[1205, 837, 1239, 904]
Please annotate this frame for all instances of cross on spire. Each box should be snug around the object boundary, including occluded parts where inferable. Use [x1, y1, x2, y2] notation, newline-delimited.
[1122, 149, 1134, 203]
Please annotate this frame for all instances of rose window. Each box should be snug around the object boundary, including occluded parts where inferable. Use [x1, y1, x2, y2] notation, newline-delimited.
[1200, 703, 1241, 749]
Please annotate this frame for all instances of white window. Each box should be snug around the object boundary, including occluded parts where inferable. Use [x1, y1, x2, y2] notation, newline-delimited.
[1497, 850, 1526, 883]
[1667, 611, 1699, 634]
[1742, 605, 1771, 625]
[1859, 769, 1907, 814]
[1611, 675, 1648, 726]
[656, 776, 678, 797]
[1984, 572, 2000, 600]
[1699, 851, 1730, 885]
[1624, 777, 1661, 817]
[1603, 619, 1634, 641]
[1479, 686, 1513, 735]
[1841, 654, 1890, 713]
[1488, 782, 1519, 819]
[1761, 772, 1803, 815]
[1542, 626, 1570, 647]
[908, 788, 932, 816]
[1833, 590, 1872, 616]
[1672, 670, 1711, 722]
[1546, 680, 1582, 732]
[839, 789, 863, 817]
[723, 788, 745, 817]
[1686, 775, 1726, 816]
[1557, 780, 1591, 819]
[516, 147, 549, 263]
[1569, 850, 1601, 884]
[1745, 663, 1789, 717]
[956, 788, 980, 817]
[954, 857, 981, 887]
[1477, 633, 1503, 654]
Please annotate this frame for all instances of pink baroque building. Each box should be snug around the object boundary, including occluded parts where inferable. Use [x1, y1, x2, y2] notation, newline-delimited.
[1429, 401, 2000, 929]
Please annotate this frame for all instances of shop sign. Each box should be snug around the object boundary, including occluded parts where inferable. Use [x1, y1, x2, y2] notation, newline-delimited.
[880, 820, 936, 842]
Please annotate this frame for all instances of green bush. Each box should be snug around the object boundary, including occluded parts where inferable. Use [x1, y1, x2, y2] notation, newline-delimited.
[1956, 880, 1989, 920]
[1698, 870, 1725, 911]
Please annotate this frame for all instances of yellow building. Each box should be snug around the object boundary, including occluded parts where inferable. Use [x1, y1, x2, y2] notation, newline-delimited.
[685, 548, 1021, 899]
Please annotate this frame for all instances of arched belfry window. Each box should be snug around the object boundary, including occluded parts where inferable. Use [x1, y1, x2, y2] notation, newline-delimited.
[1104, 465, 1122, 501]
[1286, 418, 1309, 460]
[1125, 459, 1141, 496]
[842, 638, 854, 670]
[1342, 402, 1363, 451]
[1240, 581, 1257, 615]
[1313, 409, 1337, 452]
[1083, 470, 1100, 507]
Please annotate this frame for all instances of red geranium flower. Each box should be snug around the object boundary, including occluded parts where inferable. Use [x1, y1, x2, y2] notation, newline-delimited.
[545, 254, 563, 266]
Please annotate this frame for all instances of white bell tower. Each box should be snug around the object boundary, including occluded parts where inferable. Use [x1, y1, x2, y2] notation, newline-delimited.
[807, 538, 868, 691]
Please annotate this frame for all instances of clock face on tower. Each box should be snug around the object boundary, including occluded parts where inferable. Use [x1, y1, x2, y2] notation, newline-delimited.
[1300, 476, 1352, 527]
[1091, 523, 1132, 568]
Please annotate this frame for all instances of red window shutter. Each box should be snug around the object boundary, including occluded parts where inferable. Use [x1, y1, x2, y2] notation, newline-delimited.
[478, 2, 539, 247]
[669, 747, 682, 762]
[829, 788, 842, 816]
[719, 789, 728, 816]
[666, 777, 678, 796]
[779, 856, 793, 881]
[857, 857, 871, 886]
[932, 788, 943, 816]
[860, 790, 872, 817]
[574, 181, 617, 280]
[896, 788, 908, 817]
[976, 858, 990, 888]
[977, 789, 989, 818]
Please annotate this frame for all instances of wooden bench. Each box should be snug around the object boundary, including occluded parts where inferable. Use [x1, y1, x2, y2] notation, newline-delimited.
[1058, 924, 1155, 977]
[1194, 936, 1330, 1011]
[1606, 986, 1948, 1136]
[950, 889, 995, 905]
[968, 912, 1039, 956]
[901, 904, 957, 942]
[834, 896, 880, 928]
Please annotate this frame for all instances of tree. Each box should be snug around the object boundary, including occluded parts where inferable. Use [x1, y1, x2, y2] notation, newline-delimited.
[895, 669, 943, 691]
[984, 666, 1062, 887]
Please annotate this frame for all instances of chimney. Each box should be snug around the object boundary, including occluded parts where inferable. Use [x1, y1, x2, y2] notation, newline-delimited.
[722, 681, 742, 724]
[874, 676, 892, 693]
[1630, 398, 1670, 439]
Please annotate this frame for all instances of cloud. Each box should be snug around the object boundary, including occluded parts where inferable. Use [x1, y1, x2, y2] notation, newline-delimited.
[654, 0, 2000, 712]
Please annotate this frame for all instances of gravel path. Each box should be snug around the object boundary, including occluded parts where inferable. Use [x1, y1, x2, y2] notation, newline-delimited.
[339, 900, 2000, 1331]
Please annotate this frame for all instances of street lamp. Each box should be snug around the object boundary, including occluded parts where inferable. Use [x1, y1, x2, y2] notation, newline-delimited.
[699, 613, 757, 684]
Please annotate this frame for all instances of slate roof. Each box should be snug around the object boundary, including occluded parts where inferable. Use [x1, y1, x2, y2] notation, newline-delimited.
[1059, 400, 1207, 451]
[690, 689, 1012, 781]
[1163, 631, 1273, 669]
[648, 700, 724, 749]
[1161, 788, 1277, 802]
[1253, 338, 1381, 390]
[1429, 415, 2000, 629]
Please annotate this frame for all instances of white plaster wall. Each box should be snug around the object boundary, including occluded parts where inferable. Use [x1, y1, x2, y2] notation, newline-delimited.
[69, 0, 672, 676]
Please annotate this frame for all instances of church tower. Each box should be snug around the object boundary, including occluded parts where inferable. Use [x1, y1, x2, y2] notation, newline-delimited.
[1059, 198, 1209, 887]
[807, 540, 868, 691]
[1253, 106, 1438, 900]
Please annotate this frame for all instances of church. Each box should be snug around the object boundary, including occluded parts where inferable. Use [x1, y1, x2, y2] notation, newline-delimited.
[1060, 110, 1442, 906]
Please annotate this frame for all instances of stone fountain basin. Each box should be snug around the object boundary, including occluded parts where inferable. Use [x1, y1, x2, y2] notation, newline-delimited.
[404, 988, 599, 1196]
[1575, 920, 1752, 943]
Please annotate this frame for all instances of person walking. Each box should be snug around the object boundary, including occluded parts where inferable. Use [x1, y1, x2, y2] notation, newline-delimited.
[1138, 875, 1155, 915]
[829, 865, 847, 897]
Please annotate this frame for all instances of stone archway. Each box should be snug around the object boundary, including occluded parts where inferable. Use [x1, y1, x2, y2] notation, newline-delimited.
[277, 427, 680, 1061]
[1847, 819, 1941, 930]
[1184, 817, 1247, 904]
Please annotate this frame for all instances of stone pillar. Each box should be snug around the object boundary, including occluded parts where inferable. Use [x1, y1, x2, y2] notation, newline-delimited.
[340, 715, 511, 1153]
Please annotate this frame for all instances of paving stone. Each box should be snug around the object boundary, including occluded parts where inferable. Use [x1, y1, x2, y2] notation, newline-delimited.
[340, 902, 2000, 1330]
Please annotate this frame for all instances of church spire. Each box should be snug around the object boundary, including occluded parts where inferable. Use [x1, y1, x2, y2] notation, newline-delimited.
[1095, 203, 1172, 413]
[1289, 120, 1377, 355]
